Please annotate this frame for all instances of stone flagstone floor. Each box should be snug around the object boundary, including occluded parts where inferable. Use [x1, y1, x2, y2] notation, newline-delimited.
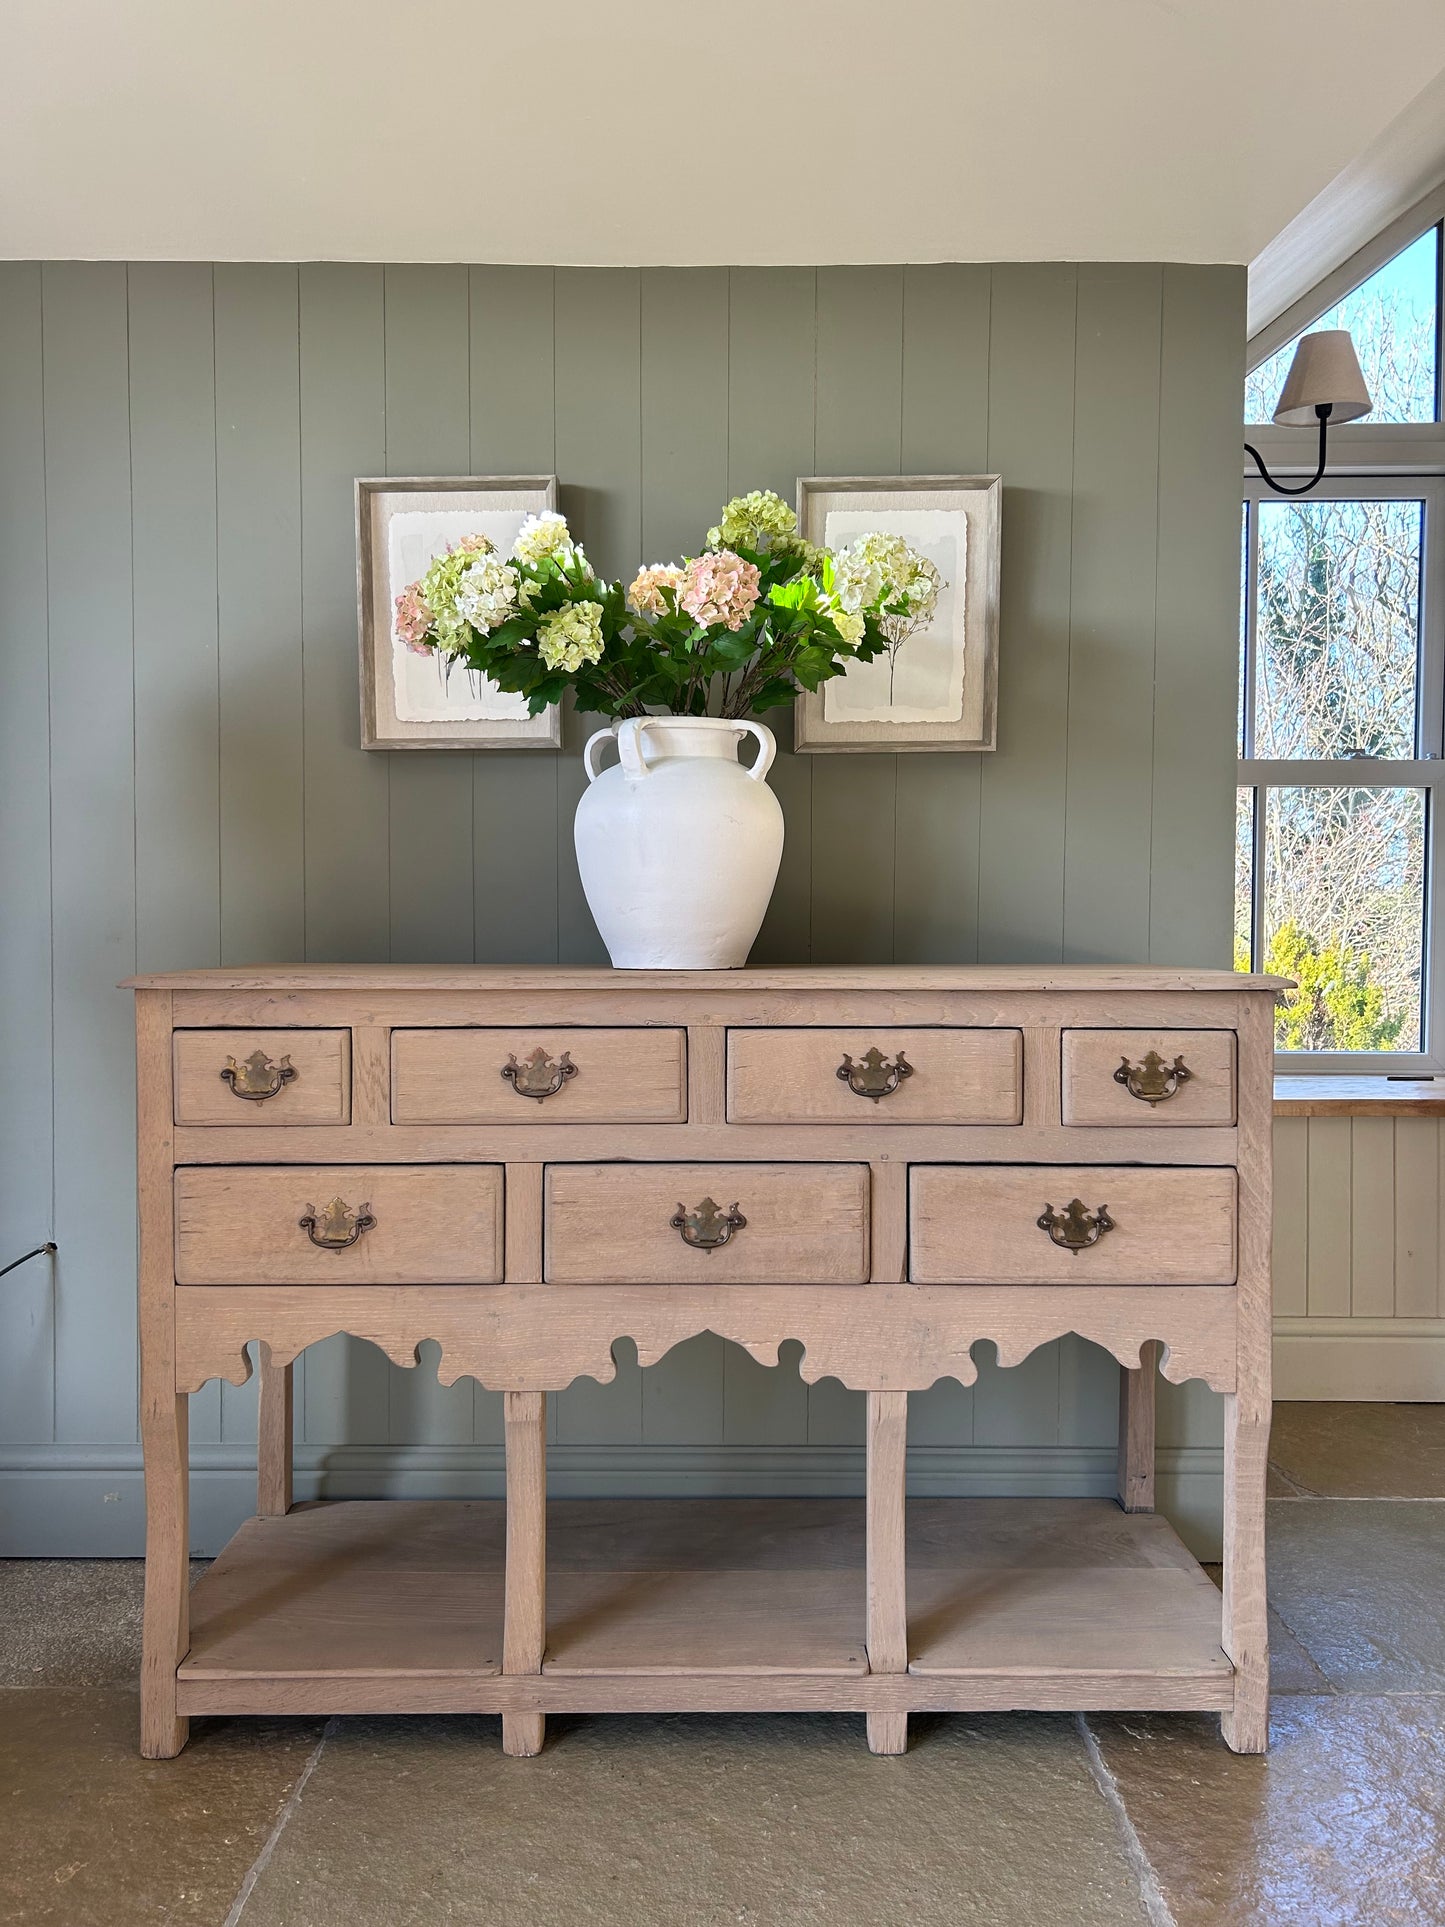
[1, 1402, 1442, 1926]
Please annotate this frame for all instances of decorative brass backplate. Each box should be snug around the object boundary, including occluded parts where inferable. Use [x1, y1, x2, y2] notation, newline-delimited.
[298, 1196, 376, 1250]
[502, 1048, 578, 1101]
[837, 1047, 913, 1102]
[1114, 1050, 1191, 1106]
[670, 1197, 747, 1251]
[220, 1049, 297, 1101]
[1037, 1199, 1116, 1253]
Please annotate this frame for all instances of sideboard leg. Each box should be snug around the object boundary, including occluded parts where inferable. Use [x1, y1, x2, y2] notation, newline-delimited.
[865, 1390, 909, 1756]
[503, 1390, 547, 1758]
[1116, 1341, 1160, 1513]
[1220, 1390, 1270, 1753]
[256, 1345, 293, 1517]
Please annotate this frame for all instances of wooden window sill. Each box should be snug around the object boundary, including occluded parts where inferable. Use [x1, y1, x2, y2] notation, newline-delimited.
[1274, 1075, 1445, 1117]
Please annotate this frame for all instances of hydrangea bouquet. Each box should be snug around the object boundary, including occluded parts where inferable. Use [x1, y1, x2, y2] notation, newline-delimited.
[394, 490, 941, 721]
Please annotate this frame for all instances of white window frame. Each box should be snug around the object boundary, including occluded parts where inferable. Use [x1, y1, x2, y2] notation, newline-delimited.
[1243, 213, 1445, 1072]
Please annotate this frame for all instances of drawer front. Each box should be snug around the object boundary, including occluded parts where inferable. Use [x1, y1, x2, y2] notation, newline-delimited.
[1061, 1030, 1236, 1127]
[173, 1030, 351, 1127]
[544, 1163, 869, 1284]
[174, 1165, 503, 1285]
[727, 1028, 1022, 1125]
[910, 1165, 1237, 1285]
[392, 1028, 686, 1124]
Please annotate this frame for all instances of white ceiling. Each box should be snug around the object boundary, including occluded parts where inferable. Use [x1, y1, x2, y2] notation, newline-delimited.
[5, 0, 1445, 266]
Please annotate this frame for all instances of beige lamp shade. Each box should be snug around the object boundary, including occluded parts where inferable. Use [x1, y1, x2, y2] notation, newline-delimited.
[1272, 329, 1372, 426]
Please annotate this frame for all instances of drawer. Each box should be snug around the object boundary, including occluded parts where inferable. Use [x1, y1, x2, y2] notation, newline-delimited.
[1061, 1030, 1236, 1127]
[173, 1030, 350, 1126]
[544, 1163, 870, 1284]
[392, 1028, 686, 1124]
[909, 1165, 1237, 1285]
[727, 1028, 1022, 1125]
[174, 1165, 503, 1285]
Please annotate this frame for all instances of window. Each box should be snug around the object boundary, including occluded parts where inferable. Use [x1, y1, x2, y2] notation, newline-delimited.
[1246, 226, 1441, 425]
[1237, 478, 1445, 1065]
[1240, 216, 1445, 1068]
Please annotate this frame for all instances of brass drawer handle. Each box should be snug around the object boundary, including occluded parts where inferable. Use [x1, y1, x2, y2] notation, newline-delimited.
[502, 1048, 578, 1101]
[220, 1049, 297, 1102]
[1038, 1199, 1115, 1253]
[670, 1197, 747, 1252]
[1114, 1050, 1191, 1106]
[837, 1048, 913, 1102]
[299, 1196, 376, 1250]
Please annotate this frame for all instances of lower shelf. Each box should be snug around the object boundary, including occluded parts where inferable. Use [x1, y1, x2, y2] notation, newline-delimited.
[176, 1496, 1234, 1718]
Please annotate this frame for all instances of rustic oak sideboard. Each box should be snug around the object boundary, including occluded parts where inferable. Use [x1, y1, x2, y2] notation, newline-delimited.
[131, 965, 1278, 1761]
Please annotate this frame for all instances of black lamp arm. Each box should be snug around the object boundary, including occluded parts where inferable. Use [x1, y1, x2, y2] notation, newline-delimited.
[1245, 403, 1332, 497]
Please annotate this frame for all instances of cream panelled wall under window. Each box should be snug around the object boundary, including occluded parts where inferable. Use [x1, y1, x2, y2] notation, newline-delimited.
[0, 261, 1245, 1555]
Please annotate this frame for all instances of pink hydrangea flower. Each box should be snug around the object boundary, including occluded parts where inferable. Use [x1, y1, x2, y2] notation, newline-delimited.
[678, 550, 761, 631]
[394, 581, 434, 653]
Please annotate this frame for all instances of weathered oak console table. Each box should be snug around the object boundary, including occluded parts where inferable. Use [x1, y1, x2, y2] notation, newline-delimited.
[132, 965, 1277, 1760]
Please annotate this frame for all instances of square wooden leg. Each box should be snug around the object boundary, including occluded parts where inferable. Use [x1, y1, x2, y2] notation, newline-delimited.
[1220, 1390, 1270, 1753]
[140, 1389, 190, 1759]
[1116, 1341, 1160, 1513]
[865, 1390, 909, 1757]
[256, 1345, 293, 1517]
[503, 1390, 546, 1758]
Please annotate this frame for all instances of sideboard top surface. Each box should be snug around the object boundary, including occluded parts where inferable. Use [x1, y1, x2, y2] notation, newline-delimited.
[126, 964, 1288, 994]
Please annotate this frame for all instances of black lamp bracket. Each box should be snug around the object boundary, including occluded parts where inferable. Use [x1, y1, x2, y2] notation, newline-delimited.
[1245, 403, 1333, 497]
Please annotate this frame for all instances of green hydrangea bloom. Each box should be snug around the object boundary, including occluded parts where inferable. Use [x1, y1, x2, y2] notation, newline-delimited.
[706, 490, 799, 554]
[537, 600, 605, 673]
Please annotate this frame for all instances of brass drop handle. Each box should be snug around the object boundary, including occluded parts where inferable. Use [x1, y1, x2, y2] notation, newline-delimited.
[1114, 1050, 1191, 1106]
[502, 1048, 578, 1101]
[670, 1197, 747, 1252]
[1038, 1199, 1115, 1253]
[837, 1048, 913, 1102]
[299, 1196, 376, 1250]
[220, 1049, 297, 1101]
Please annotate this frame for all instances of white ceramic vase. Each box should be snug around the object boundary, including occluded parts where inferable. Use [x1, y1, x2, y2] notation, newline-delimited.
[575, 716, 784, 969]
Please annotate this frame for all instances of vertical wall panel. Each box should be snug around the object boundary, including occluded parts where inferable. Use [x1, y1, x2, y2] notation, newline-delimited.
[724, 1340, 808, 1448]
[729, 267, 817, 966]
[641, 1334, 725, 1447]
[215, 265, 304, 965]
[384, 266, 476, 968]
[1394, 1117, 1439, 1318]
[44, 263, 137, 1442]
[1305, 1117, 1353, 1317]
[811, 267, 904, 964]
[1063, 265, 1162, 965]
[1271, 1116, 1310, 1318]
[298, 263, 390, 1448]
[893, 265, 991, 963]
[553, 269, 642, 968]
[1149, 266, 1244, 964]
[470, 267, 559, 966]
[1349, 1117, 1396, 1317]
[0, 264, 54, 1442]
[977, 266, 1076, 961]
[128, 263, 223, 1445]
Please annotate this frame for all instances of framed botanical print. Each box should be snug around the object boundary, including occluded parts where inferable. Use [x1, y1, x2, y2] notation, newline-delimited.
[794, 475, 1001, 752]
[356, 476, 562, 750]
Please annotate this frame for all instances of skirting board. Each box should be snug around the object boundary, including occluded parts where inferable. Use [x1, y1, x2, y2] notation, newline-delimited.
[0, 1443, 1224, 1562]
[1273, 1318, 1445, 1402]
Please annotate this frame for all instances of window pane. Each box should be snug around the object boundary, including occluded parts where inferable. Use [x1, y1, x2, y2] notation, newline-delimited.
[1246, 226, 1439, 424]
[1262, 787, 1425, 1051]
[1255, 498, 1423, 759]
[1235, 788, 1254, 970]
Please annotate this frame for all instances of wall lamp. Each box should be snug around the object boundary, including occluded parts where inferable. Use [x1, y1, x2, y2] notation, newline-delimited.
[1244, 329, 1372, 496]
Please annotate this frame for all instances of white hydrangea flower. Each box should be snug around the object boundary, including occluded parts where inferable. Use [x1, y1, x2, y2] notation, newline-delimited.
[833, 533, 940, 623]
[511, 512, 574, 567]
[537, 600, 605, 673]
[455, 555, 520, 634]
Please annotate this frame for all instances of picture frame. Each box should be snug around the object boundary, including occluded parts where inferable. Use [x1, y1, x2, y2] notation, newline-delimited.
[356, 475, 562, 750]
[793, 474, 1001, 752]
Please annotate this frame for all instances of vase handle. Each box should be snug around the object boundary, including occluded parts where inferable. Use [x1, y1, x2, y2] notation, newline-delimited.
[617, 717, 654, 782]
[583, 725, 618, 785]
[738, 720, 776, 783]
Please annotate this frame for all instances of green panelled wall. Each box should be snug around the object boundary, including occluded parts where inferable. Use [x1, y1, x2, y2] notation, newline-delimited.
[0, 261, 1245, 1554]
